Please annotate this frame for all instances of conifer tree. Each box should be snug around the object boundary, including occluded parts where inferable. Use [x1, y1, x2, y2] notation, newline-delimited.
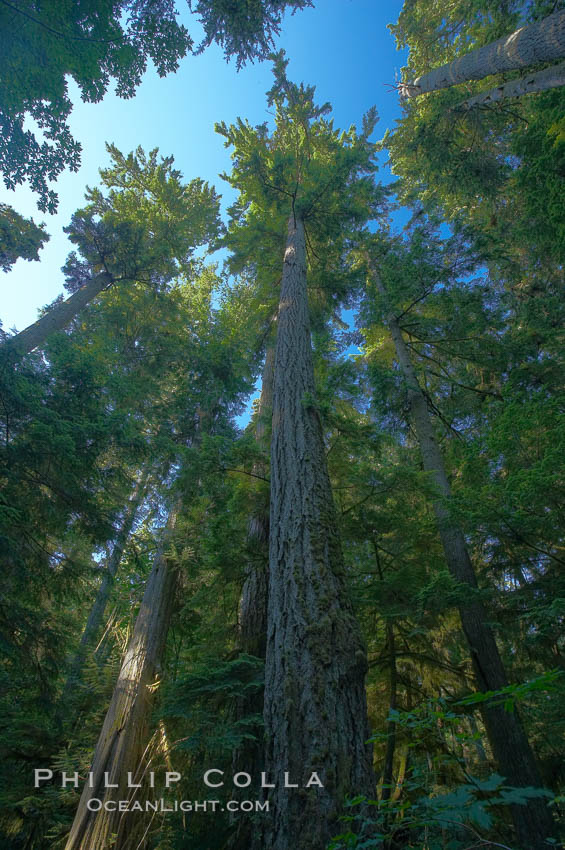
[61, 263, 256, 849]
[363, 246, 556, 848]
[218, 55, 382, 849]
[1, 146, 221, 360]
[64, 503, 181, 850]
[0, 288, 174, 849]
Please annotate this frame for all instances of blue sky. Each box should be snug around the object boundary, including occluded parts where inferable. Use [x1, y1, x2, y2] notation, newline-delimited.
[1, 0, 407, 333]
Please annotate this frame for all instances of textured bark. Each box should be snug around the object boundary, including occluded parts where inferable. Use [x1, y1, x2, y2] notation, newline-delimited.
[457, 59, 565, 108]
[401, 9, 565, 97]
[1, 272, 112, 359]
[65, 508, 179, 850]
[263, 216, 373, 850]
[239, 343, 275, 659]
[371, 265, 555, 849]
[62, 473, 147, 702]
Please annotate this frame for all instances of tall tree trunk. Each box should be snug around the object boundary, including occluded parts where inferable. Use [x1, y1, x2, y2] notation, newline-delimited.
[370, 264, 555, 849]
[231, 345, 274, 850]
[62, 472, 147, 702]
[239, 342, 275, 659]
[373, 539, 397, 807]
[1, 272, 112, 359]
[401, 8, 565, 97]
[263, 215, 373, 850]
[457, 59, 565, 108]
[64, 507, 179, 850]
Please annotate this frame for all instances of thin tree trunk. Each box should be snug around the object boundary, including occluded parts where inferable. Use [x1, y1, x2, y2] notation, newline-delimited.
[263, 215, 373, 850]
[468, 714, 488, 765]
[239, 343, 275, 659]
[373, 539, 397, 807]
[1, 272, 112, 359]
[370, 264, 555, 849]
[231, 345, 274, 850]
[457, 59, 565, 108]
[392, 686, 411, 803]
[391, 746, 408, 802]
[380, 620, 397, 806]
[64, 507, 179, 850]
[62, 472, 147, 702]
[401, 8, 565, 97]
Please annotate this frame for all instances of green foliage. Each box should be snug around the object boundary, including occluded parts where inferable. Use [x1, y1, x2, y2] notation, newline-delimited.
[0, 226, 257, 846]
[63, 144, 222, 291]
[1, 0, 318, 212]
[512, 88, 565, 265]
[330, 690, 559, 850]
[387, 1, 565, 272]
[162, 655, 264, 754]
[0, 204, 49, 273]
[190, 0, 314, 67]
[335, 780, 553, 849]
[217, 53, 383, 340]
[330, 776, 555, 850]
[0, 0, 192, 211]
[217, 51, 380, 238]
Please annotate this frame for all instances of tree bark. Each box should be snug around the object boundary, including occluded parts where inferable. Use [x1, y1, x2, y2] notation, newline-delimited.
[263, 215, 373, 850]
[1, 272, 112, 359]
[239, 342, 275, 659]
[370, 264, 555, 849]
[64, 507, 179, 850]
[457, 59, 565, 108]
[401, 8, 565, 97]
[373, 539, 397, 808]
[61, 472, 147, 703]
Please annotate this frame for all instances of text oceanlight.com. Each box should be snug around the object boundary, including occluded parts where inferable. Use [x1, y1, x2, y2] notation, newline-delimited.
[85, 799, 269, 813]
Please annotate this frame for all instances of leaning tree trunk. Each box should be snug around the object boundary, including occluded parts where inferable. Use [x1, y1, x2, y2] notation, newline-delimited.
[457, 59, 565, 108]
[401, 8, 565, 97]
[62, 471, 148, 703]
[64, 507, 179, 850]
[263, 215, 373, 850]
[0, 272, 112, 359]
[370, 264, 555, 849]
